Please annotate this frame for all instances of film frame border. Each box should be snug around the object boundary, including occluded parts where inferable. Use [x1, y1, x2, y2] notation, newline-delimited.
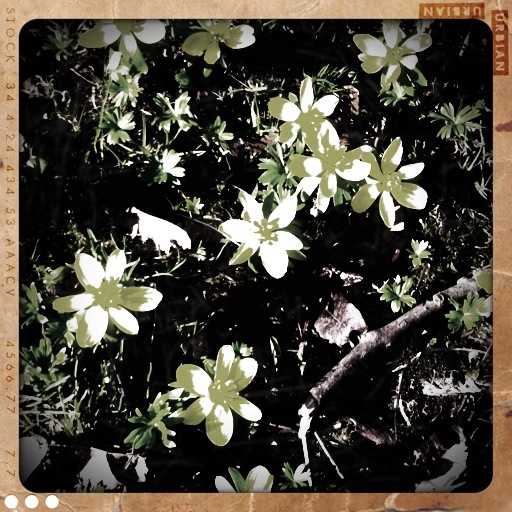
[1, 0, 511, 510]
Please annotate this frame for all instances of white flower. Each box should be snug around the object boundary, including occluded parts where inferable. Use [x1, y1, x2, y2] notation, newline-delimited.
[79, 20, 166, 58]
[160, 149, 186, 178]
[53, 249, 163, 348]
[215, 465, 273, 493]
[268, 76, 338, 150]
[219, 190, 303, 279]
[182, 20, 255, 64]
[171, 345, 261, 446]
[353, 20, 432, 85]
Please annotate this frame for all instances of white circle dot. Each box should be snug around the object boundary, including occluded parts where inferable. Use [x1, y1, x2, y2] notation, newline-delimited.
[4, 495, 18, 509]
[25, 495, 39, 509]
[45, 495, 59, 509]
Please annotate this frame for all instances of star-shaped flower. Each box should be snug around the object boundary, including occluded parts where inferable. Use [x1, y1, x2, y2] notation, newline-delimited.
[289, 129, 373, 213]
[353, 20, 432, 85]
[219, 190, 303, 279]
[182, 20, 255, 65]
[268, 76, 338, 150]
[53, 249, 163, 348]
[171, 345, 261, 446]
[79, 20, 166, 58]
[351, 137, 428, 229]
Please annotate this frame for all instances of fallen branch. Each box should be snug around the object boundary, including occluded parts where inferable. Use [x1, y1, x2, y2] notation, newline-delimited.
[298, 274, 481, 436]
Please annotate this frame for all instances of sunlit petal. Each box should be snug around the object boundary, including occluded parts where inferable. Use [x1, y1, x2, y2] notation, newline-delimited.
[219, 219, 259, 244]
[134, 20, 166, 44]
[382, 20, 400, 48]
[268, 194, 297, 228]
[238, 189, 264, 222]
[229, 396, 262, 422]
[229, 242, 258, 266]
[275, 231, 303, 251]
[75, 253, 105, 290]
[182, 396, 214, 425]
[120, 286, 163, 312]
[105, 249, 126, 281]
[245, 466, 273, 492]
[312, 95, 339, 116]
[268, 98, 301, 122]
[383, 63, 401, 84]
[108, 306, 139, 335]
[337, 157, 372, 182]
[120, 33, 138, 56]
[397, 162, 424, 180]
[288, 155, 323, 178]
[53, 293, 95, 313]
[381, 137, 403, 175]
[353, 34, 387, 57]
[224, 24, 255, 49]
[230, 357, 258, 390]
[76, 305, 108, 348]
[215, 476, 236, 493]
[319, 172, 337, 199]
[215, 345, 235, 385]
[279, 121, 299, 146]
[360, 55, 386, 74]
[400, 54, 418, 70]
[351, 183, 380, 213]
[379, 190, 396, 228]
[78, 21, 121, 49]
[391, 182, 428, 210]
[175, 364, 212, 395]
[206, 404, 233, 446]
[401, 33, 432, 53]
[299, 76, 314, 111]
[259, 242, 288, 279]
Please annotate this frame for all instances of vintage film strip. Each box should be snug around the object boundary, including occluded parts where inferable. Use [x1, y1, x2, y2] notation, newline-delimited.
[1, 0, 511, 510]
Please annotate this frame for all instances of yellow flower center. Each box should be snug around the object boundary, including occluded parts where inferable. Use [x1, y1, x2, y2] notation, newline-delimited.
[93, 279, 123, 309]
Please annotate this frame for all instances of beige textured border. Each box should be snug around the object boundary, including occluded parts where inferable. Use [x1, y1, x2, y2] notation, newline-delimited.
[1, 1, 510, 510]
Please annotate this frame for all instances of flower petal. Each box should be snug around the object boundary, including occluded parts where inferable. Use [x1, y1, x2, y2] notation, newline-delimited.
[75, 253, 105, 290]
[360, 55, 386, 74]
[133, 20, 166, 44]
[215, 345, 235, 385]
[401, 33, 432, 53]
[391, 182, 428, 210]
[120, 286, 163, 312]
[219, 219, 259, 244]
[230, 357, 258, 390]
[205, 40, 221, 64]
[53, 293, 95, 313]
[275, 231, 303, 251]
[312, 95, 339, 117]
[400, 54, 418, 70]
[175, 364, 212, 396]
[268, 194, 297, 228]
[382, 63, 401, 84]
[229, 242, 258, 266]
[353, 34, 387, 57]
[215, 476, 237, 493]
[381, 137, 403, 175]
[78, 21, 121, 49]
[351, 183, 380, 213]
[382, 20, 400, 48]
[379, 190, 396, 228]
[288, 155, 323, 178]
[278, 121, 299, 146]
[397, 162, 424, 180]
[238, 189, 264, 223]
[299, 76, 314, 111]
[259, 241, 289, 279]
[109, 306, 139, 335]
[182, 32, 212, 56]
[268, 98, 301, 122]
[224, 24, 255, 49]
[206, 404, 233, 446]
[182, 396, 214, 425]
[337, 155, 372, 182]
[105, 249, 126, 281]
[76, 305, 109, 348]
[229, 396, 262, 422]
[120, 33, 138, 57]
[319, 172, 338, 199]
[245, 466, 273, 492]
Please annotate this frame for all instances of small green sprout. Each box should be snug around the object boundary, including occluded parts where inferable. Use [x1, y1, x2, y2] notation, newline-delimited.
[408, 239, 431, 268]
[100, 110, 136, 145]
[279, 462, 311, 490]
[445, 292, 492, 332]
[124, 392, 182, 450]
[428, 102, 482, 139]
[375, 275, 417, 313]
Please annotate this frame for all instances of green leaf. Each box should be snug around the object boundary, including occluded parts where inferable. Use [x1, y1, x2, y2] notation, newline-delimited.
[228, 467, 246, 493]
